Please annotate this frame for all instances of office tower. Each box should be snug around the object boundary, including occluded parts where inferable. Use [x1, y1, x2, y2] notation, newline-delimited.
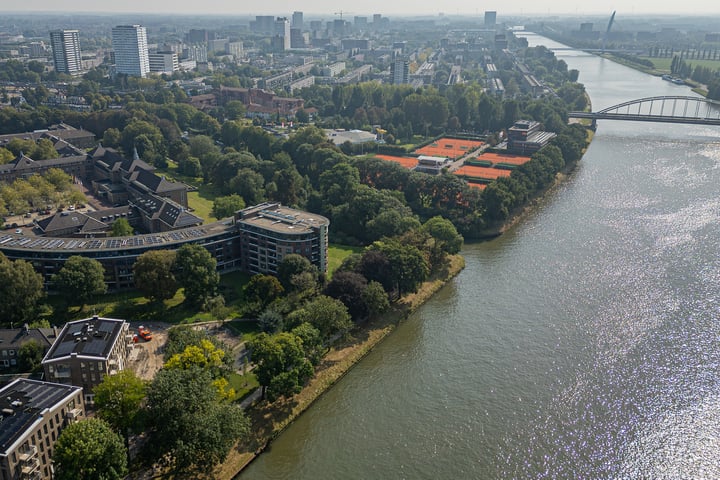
[354, 16, 368, 29]
[290, 28, 305, 48]
[252, 16, 275, 34]
[292, 11, 304, 29]
[49, 29, 82, 75]
[186, 28, 215, 44]
[274, 17, 290, 50]
[484, 11, 497, 27]
[112, 25, 150, 77]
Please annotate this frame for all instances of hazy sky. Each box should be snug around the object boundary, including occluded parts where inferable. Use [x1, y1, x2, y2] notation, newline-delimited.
[2, 0, 720, 16]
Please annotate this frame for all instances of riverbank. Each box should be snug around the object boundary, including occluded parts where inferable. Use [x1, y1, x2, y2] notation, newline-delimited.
[476, 128, 595, 238]
[214, 254, 466, 479]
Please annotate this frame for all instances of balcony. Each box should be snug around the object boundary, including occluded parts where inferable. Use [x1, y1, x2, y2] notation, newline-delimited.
[18, 445, 37, 462]
[66, 408, 82, 421]
[21, 457, 40, 475]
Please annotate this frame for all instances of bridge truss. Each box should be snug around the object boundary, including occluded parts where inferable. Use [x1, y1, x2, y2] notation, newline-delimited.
[569, 96, 720, 126]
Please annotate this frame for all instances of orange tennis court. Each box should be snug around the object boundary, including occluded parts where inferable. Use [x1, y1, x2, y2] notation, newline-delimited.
[453, 165, 512, 181]
[414, 137, 485, 159]
[374, 154, 418, 169]
[475, 152, 531, 166]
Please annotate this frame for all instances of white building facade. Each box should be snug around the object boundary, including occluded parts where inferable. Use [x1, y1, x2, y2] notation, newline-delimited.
[112, 25, 150, 77]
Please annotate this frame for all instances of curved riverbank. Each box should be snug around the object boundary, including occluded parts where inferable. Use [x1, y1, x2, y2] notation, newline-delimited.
[476, 128, 594, 238]
[215, 254, 466, 479]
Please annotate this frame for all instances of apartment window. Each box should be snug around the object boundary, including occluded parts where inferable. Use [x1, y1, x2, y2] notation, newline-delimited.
[8, 350, 14, 356]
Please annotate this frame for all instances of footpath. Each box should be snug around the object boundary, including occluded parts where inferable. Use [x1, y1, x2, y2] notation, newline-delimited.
[213, 254, 466, 479]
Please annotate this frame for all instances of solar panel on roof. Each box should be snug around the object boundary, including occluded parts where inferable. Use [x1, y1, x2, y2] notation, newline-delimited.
[82, 340, 106, 356]
[67, 323, 84, 334]
[97, 321, 116, 333]
[52, 341, 76, 357]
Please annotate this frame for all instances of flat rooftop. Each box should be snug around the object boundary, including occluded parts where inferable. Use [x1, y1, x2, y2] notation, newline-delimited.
[0, 379, 81, 452]
[43, 317, 126, 362]
[237, 203, 329, 235]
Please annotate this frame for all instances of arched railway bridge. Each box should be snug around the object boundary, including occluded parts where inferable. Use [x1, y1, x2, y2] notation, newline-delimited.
[568, 96, 720, 127]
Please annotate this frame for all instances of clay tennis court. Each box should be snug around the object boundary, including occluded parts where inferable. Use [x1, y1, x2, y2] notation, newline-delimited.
[374, 154, 419, 169]
[475, 152, 531, 166]
[413, 137, 485, 159]
[453, 165, 512, 181]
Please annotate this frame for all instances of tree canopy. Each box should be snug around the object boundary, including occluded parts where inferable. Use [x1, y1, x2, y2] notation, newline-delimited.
[93, 370, 147, 448]
[133, 249, 178, 302]
[146, 367, 250, 474]
[53, 418, 128, 480]
[51, 255, 107, 307]
[0, 253, 44, 327]
[174, 244, 220, 308]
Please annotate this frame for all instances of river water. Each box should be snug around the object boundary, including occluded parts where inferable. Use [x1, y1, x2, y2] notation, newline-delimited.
[241, 34, 720, 479]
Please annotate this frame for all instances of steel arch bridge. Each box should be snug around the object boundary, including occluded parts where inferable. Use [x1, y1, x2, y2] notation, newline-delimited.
[568, 96, 720, 126]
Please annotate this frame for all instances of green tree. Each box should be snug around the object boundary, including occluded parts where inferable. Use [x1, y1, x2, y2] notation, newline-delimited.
[146, 367, 250, 474]
[174, 244, 219, 308]
[110, 218, 133, 237]
[290, 295, 352, 341]
[53, 418, 128, 480]
[17, 340, 44, 372]
[362, 280, 390, 317]
[290, 322, 324, 365]
[52, 256, 107, 307]
[367, 238, 429, 295]
[93, 370, 147, 455]
[133, 250, 178, 302]
[423, 216, 463, 254]
[277, 253, 317, 291]
[0, 253, 45, 327]
[102, 127, 121, 148]
[244, 274, 284, 312]
[212, 193, 246, 219]
[258, 309, 284, 333]
[249, 332, 313, 400]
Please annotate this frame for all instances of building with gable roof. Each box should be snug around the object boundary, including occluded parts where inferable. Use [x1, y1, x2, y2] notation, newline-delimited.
[0, 326, 58, 370]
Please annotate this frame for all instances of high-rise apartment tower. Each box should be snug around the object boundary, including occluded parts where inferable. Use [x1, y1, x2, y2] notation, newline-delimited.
[112, 25, 150, 77]
[49, 29, 82, 75]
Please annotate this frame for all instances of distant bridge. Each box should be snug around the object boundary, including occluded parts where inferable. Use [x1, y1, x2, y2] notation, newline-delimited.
[568, 96, 720, 126]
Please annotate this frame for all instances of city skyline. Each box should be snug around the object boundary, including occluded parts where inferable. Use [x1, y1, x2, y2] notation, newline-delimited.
[1, 0, 720, 16]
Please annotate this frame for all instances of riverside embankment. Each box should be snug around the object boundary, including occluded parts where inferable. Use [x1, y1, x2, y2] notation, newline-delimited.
[215, 254, 466, 479]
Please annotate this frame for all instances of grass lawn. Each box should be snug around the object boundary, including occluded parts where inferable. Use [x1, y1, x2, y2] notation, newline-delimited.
[44, 269, 255, 326]
[638, 56, 720, 73]
[188, 184, 219, 222]
[224, 319, 260, 342]
[160, 160, 218, 222]
[228, 371, 259, 401]
[327, 243, 362, 277]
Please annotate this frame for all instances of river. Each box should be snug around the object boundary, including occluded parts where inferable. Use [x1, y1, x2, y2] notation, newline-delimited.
[240, 34, 720, 479]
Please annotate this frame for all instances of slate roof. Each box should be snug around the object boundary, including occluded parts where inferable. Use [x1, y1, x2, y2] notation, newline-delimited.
[35, 212, 109, 235]
[133, 169, 186, 194]
[0, 327, 56, 352]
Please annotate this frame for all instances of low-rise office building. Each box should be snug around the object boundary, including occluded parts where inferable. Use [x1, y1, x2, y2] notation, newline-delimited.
[0, 379, 84, 480]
